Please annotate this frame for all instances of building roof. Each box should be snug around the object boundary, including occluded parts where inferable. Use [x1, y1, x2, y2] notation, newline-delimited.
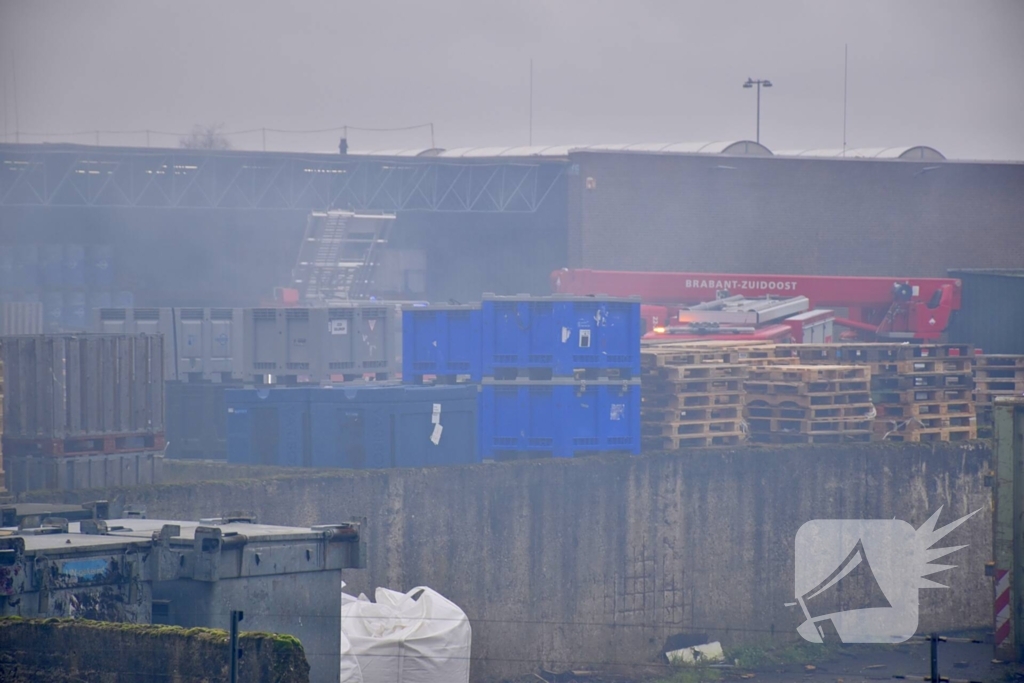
[350, 140, 773, 158]
[773, 146, 946, 160]
[2, 517, 357, 552]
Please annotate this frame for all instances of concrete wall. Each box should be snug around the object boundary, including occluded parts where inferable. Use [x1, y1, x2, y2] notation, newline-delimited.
[0, 617, 309, 682]
[24, 442, 993, 681]
[568, 152, 1024, 276]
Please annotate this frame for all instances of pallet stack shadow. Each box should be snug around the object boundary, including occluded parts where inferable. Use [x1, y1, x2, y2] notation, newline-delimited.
[404, 295, 642, 459]
[771, 343, 976, 442]
[743, 365, 874, 444]
[973, 355, 1024, 437]
[0, 334, 164, 494]
[639, 344, 747, 450]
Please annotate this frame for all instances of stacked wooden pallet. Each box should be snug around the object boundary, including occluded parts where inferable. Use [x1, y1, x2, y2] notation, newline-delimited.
[744, 365, 874, 444]
[640, 344, 747, 449]
[869, 345, 976, 442]
[974, 355, 1024, 437]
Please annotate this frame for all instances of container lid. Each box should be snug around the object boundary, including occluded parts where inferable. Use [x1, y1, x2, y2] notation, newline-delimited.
[482, 293, 641, 303]
[481, 377, 640, 386]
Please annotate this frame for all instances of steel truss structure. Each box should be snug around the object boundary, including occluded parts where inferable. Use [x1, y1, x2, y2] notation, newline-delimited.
[0, 144, 567, 213]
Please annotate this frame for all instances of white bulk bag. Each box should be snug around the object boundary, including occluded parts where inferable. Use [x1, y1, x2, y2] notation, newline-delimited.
[340, 586, 471, 683]
[340, 584, 364, 683]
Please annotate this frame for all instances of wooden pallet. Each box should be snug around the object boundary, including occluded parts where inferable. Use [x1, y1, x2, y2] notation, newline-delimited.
[871, 372, 973, 391]
[913, 344, 973, 358]
[873, 388, 972, 404]
[870, 358, 973, 376]
[654, 364, 749, 380]
[644, 378, 744, 395]
[875, 426, 977, 443]
[975, 391, 1023, 406]
[748, 417, 874, 434]
[775, 343, 974, 363]
[973, 367, 1024, 380]
[642, 419, 744, 436]
[975, 355, 1024, 369]
[643, 391, 745, 409]
[641, 348, 739, 368]
[746, 401, 874, 420]
[875, 401, 974, 418]
[746, 365, 870, 382]
[642, 432, 745, 450]
[744, 379, 870, 395]
[750, 431, 873, 444]
[735, 355, 803, 365]
[974, 379, 1024, 393]
[774, 343, 910, 363]
[642, 405, 742, 423]
[745, 391, 872, 407]
[874, 414, 976, 431]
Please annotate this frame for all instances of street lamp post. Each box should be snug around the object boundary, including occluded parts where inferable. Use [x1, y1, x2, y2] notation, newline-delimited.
[742, 77, 773, 144]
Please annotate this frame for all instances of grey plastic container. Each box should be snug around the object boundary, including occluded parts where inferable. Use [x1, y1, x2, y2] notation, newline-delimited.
[243, 304, 401, 383]
[94, 307, 244, 382]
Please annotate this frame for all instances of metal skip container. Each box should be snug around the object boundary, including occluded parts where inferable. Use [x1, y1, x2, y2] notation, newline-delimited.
[1, 333, 165, 442]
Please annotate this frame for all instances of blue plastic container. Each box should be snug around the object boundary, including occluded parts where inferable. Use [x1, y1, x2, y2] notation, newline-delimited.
[481, 295, 642, 378]
[64, 245, 85, 289]
[478, 379, 641, 459]
[225, 384, 478, 470]
[87, 245, 114, 288]
[402, 304, 482, 382]
[225, 387, 311, 467]
[63, 291, 87, 330]
[309, 383, 478, 469]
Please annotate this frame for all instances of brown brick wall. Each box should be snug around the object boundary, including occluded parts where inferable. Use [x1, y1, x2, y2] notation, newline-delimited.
[570, 152, 1024, 276]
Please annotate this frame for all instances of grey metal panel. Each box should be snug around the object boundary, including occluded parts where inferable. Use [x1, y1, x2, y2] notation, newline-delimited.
[0, 302, 44, 335]
[948, 269, 1024, 355]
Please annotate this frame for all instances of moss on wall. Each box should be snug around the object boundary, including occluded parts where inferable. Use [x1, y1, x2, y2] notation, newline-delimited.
[0, 617, 310, 682]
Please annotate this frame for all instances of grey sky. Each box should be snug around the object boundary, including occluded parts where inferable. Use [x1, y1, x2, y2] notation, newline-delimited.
[1, 0, 1022, 159]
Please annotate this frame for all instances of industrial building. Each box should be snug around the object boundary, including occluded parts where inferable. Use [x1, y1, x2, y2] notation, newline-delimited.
[1, 141, 1022, 310]
[0, 508, 365, 683]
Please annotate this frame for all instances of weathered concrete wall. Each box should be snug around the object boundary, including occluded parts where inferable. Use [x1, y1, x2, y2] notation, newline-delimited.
[0, 617, 309, 682]
[24, 442, 993, 681]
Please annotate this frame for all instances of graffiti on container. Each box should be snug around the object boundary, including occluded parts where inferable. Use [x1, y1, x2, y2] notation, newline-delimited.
[53, 586, 138, 622]
[60, 558, 111, 582]
[0, 564, 23, 595]
[50, 557, 120, 588]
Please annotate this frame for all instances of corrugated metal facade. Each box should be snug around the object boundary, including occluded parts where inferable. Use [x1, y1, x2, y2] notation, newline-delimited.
[948, 269, 1024, 354]
[567, 152, 1024, 278]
